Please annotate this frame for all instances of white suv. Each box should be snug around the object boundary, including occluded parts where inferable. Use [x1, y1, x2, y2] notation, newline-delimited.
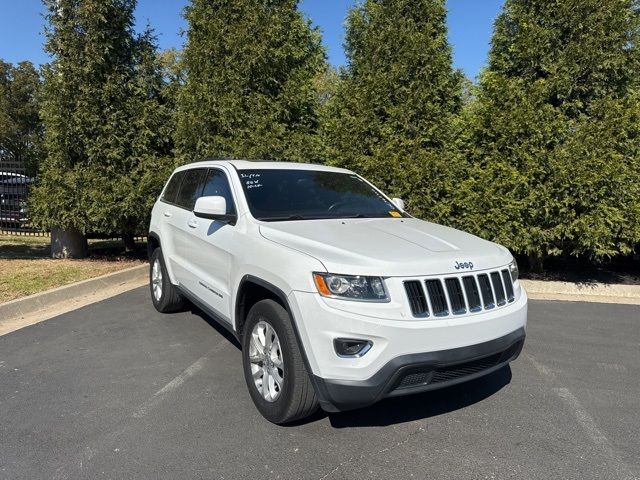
[148, 160, 527, 424]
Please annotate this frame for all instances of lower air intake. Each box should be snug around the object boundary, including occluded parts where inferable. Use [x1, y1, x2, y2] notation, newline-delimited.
[391, 341, 523, 392]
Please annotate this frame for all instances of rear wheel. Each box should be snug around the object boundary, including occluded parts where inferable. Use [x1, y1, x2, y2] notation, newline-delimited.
[242, 299, 318, 424]
[149, 247, 185, 313]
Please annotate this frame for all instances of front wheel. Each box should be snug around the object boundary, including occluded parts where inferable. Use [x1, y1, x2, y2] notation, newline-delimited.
[241, 299, 318, 424]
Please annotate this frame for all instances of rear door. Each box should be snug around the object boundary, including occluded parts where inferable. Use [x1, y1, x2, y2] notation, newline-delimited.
[168, 168, 208, 293]
[157, 170, 185, 279]
[186, 167, 238, 321]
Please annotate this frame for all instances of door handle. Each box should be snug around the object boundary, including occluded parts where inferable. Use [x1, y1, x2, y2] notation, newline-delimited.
[187, 219, 198, 229]
[163, 211, 172, 218]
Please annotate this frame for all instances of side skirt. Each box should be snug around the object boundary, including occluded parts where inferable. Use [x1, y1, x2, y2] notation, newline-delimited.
[176, 284, 240, 342]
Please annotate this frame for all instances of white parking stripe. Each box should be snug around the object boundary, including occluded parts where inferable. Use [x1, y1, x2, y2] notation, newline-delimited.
[525, 353, 556, 380]
[554, 388, 636, 480]
[526, 354, 637, 480]
[52, 339, 231, 479]
[133, 339, 228, 418]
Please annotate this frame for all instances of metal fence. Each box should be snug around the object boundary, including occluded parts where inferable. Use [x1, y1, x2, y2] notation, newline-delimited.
[0, 160, 47, 236]
[0, 160, 146, 244]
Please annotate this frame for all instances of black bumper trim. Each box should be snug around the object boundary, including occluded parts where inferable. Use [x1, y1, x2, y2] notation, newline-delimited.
[312, 328, 525, 412]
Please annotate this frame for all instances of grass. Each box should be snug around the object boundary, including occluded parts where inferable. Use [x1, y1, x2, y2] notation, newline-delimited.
[0, 234, 145, 303]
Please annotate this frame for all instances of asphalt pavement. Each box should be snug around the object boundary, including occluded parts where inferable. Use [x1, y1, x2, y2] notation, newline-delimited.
[1, 287, 638, 479]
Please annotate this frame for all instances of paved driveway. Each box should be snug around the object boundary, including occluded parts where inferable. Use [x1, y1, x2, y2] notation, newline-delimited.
[1, 287, 638, 479]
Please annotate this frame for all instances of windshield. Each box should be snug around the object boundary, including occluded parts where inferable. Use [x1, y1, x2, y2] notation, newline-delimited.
[238, 169, 405, 221]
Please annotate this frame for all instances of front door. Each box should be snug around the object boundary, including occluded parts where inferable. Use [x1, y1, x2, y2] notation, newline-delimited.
[187, 167, 238, 322]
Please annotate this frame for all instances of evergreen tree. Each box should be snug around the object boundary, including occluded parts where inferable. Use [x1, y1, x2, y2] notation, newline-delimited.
[116, 32, 177, 250]
[31, 0, 174, 255]
[322, 0, 463, 220]
[314, 65, 340, 111]
[454, 0, 640, 271]
[175, 0, 326, 163]
[0, 60, 42, 176]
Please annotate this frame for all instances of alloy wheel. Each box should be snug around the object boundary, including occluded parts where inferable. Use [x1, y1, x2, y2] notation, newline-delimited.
[151, 258, 163, 301]
[248, 320, 284, 402]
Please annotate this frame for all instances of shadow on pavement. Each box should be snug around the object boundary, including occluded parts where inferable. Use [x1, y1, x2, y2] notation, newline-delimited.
[189, 305, 242, 350]
[327, 366, 512, 428]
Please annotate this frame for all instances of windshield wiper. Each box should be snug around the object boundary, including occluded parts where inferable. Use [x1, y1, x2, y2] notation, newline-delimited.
[259, 213, 387, 221]
[258, 214, 311, 221]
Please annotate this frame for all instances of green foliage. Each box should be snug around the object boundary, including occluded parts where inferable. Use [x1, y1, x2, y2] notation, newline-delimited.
[31, 0, 175, 237]
[314, 65, 340, 109]
[22, 0, 640, 270]
[453, 0, 640, 266]
[321, 0, 463, 220]
[175, 0, 326, 164]
[0, 60, 42, 176]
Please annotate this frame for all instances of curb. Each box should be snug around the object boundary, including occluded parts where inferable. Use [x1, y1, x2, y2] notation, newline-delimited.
[0, 264, 148, 321]
[1, 266, 638, 325]
[520, 279, 640, 305]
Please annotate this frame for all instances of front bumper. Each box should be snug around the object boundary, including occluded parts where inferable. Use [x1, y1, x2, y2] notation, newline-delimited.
[287, 285, 527, 412]
[288, 287, 527, 378]
[311, 327, 525, 412]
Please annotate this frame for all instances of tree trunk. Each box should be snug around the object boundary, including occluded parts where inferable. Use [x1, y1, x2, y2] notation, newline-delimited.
[528, 252, 546, 274]
[51, 227, 88, 259]
[122, 231, 137, 252]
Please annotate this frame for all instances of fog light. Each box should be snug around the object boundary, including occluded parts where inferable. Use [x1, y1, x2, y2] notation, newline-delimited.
[334, 338, 373, 358]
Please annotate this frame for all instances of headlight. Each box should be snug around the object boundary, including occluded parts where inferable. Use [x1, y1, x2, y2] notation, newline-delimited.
[313, 273, 389, 302]
[509, 260, 519, 282]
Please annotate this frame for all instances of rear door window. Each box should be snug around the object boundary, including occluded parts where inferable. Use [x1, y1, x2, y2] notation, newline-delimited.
[175, 168, 207, 210]
[161, 171, 184, 204]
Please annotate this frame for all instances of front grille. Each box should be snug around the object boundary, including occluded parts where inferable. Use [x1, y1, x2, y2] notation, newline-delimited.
[462, 276, 482, 312]
[404, 267, 517, 318]
[392, 340, 523, 392]
[404, 281, 428, 317]
[425, 280, 448, 316]
[491, 272, 506, 306]
[445, 278, 466, 315]
[501, 269, 515, 301]
[478, 274, 495, 309]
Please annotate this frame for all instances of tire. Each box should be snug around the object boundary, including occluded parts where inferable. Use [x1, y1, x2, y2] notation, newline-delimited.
[149, 247, 185, 313]
[242, 299, 319, 424]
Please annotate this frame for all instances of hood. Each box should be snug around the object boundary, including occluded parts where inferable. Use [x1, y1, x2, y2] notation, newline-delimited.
[259, 217, 512, 277]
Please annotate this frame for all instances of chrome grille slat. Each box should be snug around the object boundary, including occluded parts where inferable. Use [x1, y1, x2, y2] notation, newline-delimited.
[405, 268, 517, 318]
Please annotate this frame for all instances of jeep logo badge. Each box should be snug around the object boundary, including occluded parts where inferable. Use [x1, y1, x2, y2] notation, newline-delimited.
[454, 261, 474, 270]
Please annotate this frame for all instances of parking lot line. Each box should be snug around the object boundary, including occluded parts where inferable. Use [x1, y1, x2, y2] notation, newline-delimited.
[133, 339, 229, 419]
[526, 353, 636, 480]
[50, 338, 232, 479]
[553, 387, 636, 480]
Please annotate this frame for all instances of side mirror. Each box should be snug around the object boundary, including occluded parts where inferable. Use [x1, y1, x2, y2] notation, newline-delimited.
[391, 197, 405, 210]
[193, 196, 236, 224]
